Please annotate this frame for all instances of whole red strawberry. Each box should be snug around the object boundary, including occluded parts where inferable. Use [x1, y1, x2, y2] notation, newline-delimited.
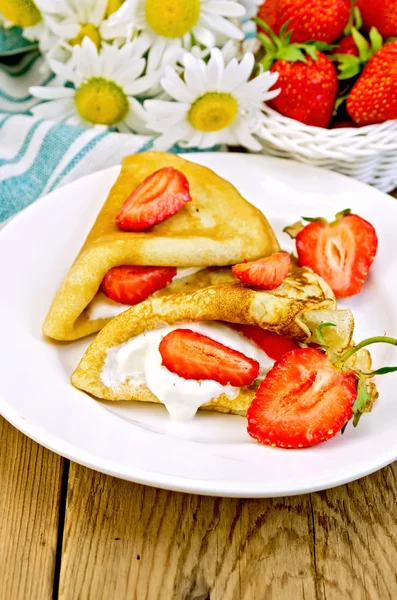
[357, 0, 397, 38]
[270, 51, 338, 128]
[347, 40, 397, 125]
[257, 23, 338, 128]
[257, 0, 351, 44]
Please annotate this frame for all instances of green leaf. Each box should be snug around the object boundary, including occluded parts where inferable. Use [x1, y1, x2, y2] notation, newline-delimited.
[334, 94, 348, 114]
[312, 41, 336, 51]
[364, 366, 397, 376]
[302, 216, 325, 222]
[369, 27, 383, 53]
[315, 323, 336, 346]
[277, 46, 307, 62]
[303, 45, 317, 61]
[353, 6, 363, 31]
[258, 32, 276, 54]
[352, 377, 371, 427]
[254, 17, 279, 45]
[333, 54, 362, 80]
[335, 208, 351, 219]
[261, 55, 275, 71]
[279, 21, 290, 39]
[352, 27, 369, 54]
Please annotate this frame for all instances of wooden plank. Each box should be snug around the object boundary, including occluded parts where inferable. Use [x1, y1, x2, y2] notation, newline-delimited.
[311, 461, 397, 600]
[0, 416, 64, 600]
[59, 463, 317, 600]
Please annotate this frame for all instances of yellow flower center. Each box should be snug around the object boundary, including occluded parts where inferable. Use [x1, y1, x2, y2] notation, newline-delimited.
[188, 92, 238, 132]
[69, 23, 101, 49]
[145, 0, 200, 38]
[0, 0, 41, 26]
[105, 0, 125, 17]
[75, 77, 129, 126]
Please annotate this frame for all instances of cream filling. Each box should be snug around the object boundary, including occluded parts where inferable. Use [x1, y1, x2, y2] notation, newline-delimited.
[101, 321, 274, 421]
[86, 267, 205, 321]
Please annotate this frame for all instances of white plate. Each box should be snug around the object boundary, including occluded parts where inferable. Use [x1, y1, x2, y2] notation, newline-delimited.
[1, 153, 397, 498]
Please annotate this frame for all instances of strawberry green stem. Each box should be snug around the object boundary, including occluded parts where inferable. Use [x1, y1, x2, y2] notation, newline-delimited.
[338, 336, 397, 365]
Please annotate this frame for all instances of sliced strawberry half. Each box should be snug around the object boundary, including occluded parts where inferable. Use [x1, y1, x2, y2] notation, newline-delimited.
[232, 252, 290, 290]
[231, 324, 299, 361]
[101, 265, 177, 305]
[159, 329, 260, 387]
[247, 348, 357, 448]
[115, 167, 192, 232]
[295, 210, 378, 298]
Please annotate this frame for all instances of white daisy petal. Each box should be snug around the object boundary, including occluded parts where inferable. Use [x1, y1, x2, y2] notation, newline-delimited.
[200, 12, 244, 39]
[152, 122, 194, 150]
[161, 68, 195, 102]
[29, 86, 75, 100]
[147, 36, 167, 73]
[221, 53, 255, 92]
[48, 58, 76, 84]
[124, 71, 161, 95]
[45, 17, 79, 39]
[202, 0, 246, 17]
[90, 0, 108, 26]
[231, 117, 262, 151]
[129, 97, 148, 120]
[31, 98, 76, 120]
[206, 48, 225, 88]
[192, 24, 216, 47]
[144, 100, 190, 120]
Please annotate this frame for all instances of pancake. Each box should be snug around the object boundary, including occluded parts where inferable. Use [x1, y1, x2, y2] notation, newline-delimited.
[72, 266, 356, 416]
[43, 151, 279, 341]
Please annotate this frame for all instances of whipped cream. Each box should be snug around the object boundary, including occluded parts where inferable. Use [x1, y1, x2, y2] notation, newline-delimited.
[101, 321, 274, 421]
[86, 268, 205, 321]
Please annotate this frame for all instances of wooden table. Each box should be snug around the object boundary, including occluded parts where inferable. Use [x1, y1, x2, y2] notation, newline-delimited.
[1, 190, 396, 600]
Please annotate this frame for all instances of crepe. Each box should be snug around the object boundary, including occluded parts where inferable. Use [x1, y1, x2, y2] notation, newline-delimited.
[72, 265, 355, 416]
[43, 151, 279, 341]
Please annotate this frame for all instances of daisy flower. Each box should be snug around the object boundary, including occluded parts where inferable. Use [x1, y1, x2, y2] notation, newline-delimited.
[29, 37, 159, 132]
[0, 0, 45, 41]
[144, 47, 280, 151]
[103, 0, 246, 72]
[34, 0, 129, 61]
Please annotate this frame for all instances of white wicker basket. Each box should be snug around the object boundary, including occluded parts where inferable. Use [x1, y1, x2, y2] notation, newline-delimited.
[257, 105, 397, 193]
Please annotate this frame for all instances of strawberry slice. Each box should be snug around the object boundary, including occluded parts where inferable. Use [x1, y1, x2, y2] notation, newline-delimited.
[115, 167, 192, 232]
[247, 348, 357, 448]
[101, 266, 177, 305]
[294, 210, 378, 298]
[232, 252, 290, 290]
[231, 324, 298, 361]
[159, 329, 260, 387]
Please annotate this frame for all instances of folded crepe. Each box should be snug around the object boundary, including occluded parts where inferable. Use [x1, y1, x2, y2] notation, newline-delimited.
[72, 265, 357, 417]
[43, 151, 279, 341]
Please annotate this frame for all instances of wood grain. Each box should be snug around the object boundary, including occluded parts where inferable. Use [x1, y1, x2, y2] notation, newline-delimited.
[311, 462, 397, 600]
[59, 463, 318, 600]
[59, 460, 397, 600]
[0, 416, 64, 600]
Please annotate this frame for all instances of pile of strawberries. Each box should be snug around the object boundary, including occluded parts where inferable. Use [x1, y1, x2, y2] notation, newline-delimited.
[256, 0, 397, 128]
